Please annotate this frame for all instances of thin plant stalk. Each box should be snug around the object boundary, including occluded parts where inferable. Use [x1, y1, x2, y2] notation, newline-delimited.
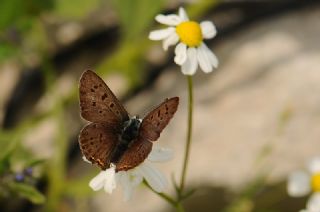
[143, 181, 176, 207]
[179, 76, 193, 195]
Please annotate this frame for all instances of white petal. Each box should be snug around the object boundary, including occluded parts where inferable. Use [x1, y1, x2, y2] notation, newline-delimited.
[200, 21, 217, 39]
[147, 146, 174, 162]
[174, 43, 187, 65]
[181, 48, 198, 75]
[119, 170, 143, 201]
[162, 32, 179, 51]
[118, 171, 133, 201]
[201, 43, 218, 68]
[179, 7, 189, 21]
[308, 157, 320, 174]
[89, 171, 107, 191]
[287, 171, 311, 197]
[137, 161, 167, 193]
[103, 165, 117, 194]
[149, 27, 175, 40]
[82, 156, 91, 164]
[155, 14, 182, 26]
[307, 192, 320, 212]
[197, 43, 213, 73]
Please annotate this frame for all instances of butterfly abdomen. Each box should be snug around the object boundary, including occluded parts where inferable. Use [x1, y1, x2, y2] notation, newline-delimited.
[110, 118, 141, 164]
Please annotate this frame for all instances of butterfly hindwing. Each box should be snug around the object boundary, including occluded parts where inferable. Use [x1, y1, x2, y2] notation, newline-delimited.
[116, 136, 153, 171]
[139, 97, 179, 141]
[79, 70, 129, 124]
[79, 123, 119, 170]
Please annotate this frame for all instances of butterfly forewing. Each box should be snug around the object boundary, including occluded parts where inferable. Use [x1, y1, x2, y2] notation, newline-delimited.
[79, 70, 129, 124]
[79, 123, 119, 170]
[116, 136, 153, 171]
[140, 97, 179, 141]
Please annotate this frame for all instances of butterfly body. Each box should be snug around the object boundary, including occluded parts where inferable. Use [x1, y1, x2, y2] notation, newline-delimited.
[79, 70, 179, 172]
[110, 117, 141, 164]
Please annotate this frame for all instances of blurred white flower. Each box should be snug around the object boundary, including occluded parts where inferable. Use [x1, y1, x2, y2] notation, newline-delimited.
[288, 157, 320, 211]
[149, 7, 218, 75]
[88, 146, 173, 201]
[300, 192, 320, 212]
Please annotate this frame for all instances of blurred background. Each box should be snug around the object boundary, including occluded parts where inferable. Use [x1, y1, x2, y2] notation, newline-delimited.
[0, 0, 319, 211]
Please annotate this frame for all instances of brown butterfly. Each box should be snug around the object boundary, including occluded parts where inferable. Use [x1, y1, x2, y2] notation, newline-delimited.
[78, 70, 179, 172]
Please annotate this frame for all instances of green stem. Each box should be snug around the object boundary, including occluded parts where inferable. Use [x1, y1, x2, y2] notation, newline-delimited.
[143, 181, 176, 206]
[45, 101, 68, 212]
[176, 202, 185, 212]
[179, 76, 193, 195]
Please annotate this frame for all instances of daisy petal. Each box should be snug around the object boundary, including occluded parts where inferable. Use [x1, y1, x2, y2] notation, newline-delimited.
[149, 27, 175, 40]
[103, 165, 117, 194]
[89, 171, 106, 191]
[118, 171, 133, 201]
[155, 14, 182, 26]
[287, 171, 311, 197]
[182, 48, 198, 75]
[308, 157, 320, 174]
[162, 32, 179, 50]
[138, 161, 167, 193]
[147, 146, 174, 162]
[197, 43, 213, 73]
[306, 192, 320, 212]
[202, 43, 218, 68]
[200, 21, 217, 39]
[179, 7, 189, 21]
[123, 170, 143, 201]
[174, 43, 187, 65]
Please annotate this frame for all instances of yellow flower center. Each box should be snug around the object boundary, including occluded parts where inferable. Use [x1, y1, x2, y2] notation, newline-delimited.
[311, 173, 320, 192]
[176, 21, 203, 47]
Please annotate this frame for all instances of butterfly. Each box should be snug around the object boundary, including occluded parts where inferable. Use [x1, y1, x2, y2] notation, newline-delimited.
[78, 70, 179, 172]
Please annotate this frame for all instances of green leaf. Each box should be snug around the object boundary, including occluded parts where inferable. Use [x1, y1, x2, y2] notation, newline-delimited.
[171, 173, 181, 195]
[9, 182, 46, 204]
[180, 188, 196, 201]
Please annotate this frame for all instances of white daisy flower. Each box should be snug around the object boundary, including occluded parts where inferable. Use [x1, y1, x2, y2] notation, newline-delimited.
[87, 146, 173, 201]
[287, 157, 320, 211]
[300, 192, 320, 212]
[149, 7, 218, 75]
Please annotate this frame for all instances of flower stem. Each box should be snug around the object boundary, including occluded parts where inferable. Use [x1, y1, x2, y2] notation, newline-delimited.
[176, 202, 185, 212]
[179, 76, 193, 195]
[143, 180, 176, 206]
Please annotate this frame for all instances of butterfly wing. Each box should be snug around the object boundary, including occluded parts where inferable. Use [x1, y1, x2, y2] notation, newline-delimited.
[116, 135, 152, 171]
[116, 97, 179, 171]
[79, 70, 129, 125]
[79, 123, 119, 170]
[139, 97, 179, 141]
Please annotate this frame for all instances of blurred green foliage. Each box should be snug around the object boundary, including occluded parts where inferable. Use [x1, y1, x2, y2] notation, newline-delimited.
[0, 134, 45, 204]
[111, 0, 165, 40]
[0, 0, 53, 30]
[55, 0, 100, 19]
[0, 0, 53, 61]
